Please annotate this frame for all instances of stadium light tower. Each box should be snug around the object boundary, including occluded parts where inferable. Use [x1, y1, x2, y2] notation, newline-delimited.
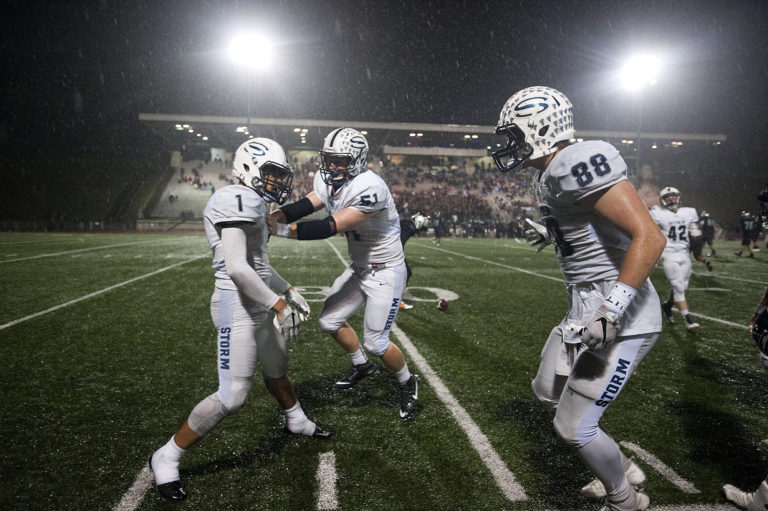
[228, 32, 273, 133]
[620, 54, 660, 175]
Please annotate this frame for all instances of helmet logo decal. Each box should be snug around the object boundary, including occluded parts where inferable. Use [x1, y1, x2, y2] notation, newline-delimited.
[349, 136, 366, 148]
[248, 143, 268, 156]
[514, 96, 549, 117]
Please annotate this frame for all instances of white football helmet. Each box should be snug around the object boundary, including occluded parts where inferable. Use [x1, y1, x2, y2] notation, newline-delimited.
[232, 138, 293, 204]
[659, 186, 681, 212]
[319, 128, 369, 186]
[411, 213, 429, 230]
[492, 86, 574, 173]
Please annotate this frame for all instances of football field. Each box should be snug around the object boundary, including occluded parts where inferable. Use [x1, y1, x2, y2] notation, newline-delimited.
[1, 232, 766, 510]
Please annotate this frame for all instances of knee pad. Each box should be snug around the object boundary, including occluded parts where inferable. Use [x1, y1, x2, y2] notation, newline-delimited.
[188, 393, 229, 436]
[672, 286, 686, 303]
[317, 313, 343, 333]
[553, 406, 598, 448]
[363, 333, 389, 356]
[221, 378, 252, 413]
[531, 378, 560, 409]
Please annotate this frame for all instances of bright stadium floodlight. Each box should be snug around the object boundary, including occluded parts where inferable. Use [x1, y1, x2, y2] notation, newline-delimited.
[228, 32, 273, 71]
[228, 31, 273, 131]
[621, 54, 660, 91]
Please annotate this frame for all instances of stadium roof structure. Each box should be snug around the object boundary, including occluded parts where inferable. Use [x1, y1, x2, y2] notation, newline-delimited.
[139, 113, 728, 158]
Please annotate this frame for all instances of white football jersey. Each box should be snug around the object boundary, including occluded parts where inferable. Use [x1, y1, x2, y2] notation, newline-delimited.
[313, 170, 404, 266]
[650, 206, 699, 253]
[535, 140, 661, 336]
[534, 140, 631, 283]
[203, 185, 272, 290]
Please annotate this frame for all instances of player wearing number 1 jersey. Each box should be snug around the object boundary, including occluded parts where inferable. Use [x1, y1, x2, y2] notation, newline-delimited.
[269, 127, 419, 421]
[650, 187, 701, 332]
[493, 86, 666, 511]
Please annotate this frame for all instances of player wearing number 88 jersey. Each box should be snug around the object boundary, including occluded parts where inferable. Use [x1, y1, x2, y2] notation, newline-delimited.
[493, 86, 666, 510]
[649, 188, 701, 331]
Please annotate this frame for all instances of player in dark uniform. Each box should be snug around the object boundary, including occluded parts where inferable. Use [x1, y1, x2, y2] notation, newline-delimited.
[735, 211, 756, 258]
[398, 213, 428, 309]
[700, 211, 716, 256]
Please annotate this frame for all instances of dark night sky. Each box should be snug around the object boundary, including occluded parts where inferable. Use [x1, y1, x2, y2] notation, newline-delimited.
[1, 0, 767, 184]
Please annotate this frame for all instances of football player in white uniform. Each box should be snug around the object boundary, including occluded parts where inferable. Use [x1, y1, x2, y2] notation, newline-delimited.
[649, 187, 702, 331]
[149, 138, 329, 502]
[270, 128, 419, 421]
[492, 86, 667, 511]
[722, 287, 768, 509]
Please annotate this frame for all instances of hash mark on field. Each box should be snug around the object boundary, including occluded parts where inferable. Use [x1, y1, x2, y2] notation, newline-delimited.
[316, 451, 338, 510]
[0, 254, 207, 330]
[324, 239, 527, 501]
[112, 464, 152, 511]
[620, 441, 700, 493]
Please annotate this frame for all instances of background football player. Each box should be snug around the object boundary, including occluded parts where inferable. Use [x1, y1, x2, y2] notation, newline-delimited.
[699, 211, 716, 256]
[149, 138, 328, 502]
[735, 211, 757, 258]
[650, 187, 702, 331]
[722, 286, 768, 509]
[493, 86, 666, 511]
[398, 212, 429, 310]
[269, 127, 419, 421]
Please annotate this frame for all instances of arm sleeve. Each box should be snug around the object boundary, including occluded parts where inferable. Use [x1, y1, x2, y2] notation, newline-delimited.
[221, 226, 281, 309]
[268, 266, 291, 294]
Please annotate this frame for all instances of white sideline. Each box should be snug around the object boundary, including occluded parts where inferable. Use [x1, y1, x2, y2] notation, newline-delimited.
[316, 452, 338, 510]
[0, 240, 168, 264]
[113, 465, 153, 511]
[0, 254, 207, 330]
[425, 244, 750, 330]
[621, 441, 700, 494]
[325, 239, 527, 502]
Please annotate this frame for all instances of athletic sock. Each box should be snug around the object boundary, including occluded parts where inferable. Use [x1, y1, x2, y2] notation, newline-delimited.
[349, 349, 368, 366]
[164, 436, 185, 462]
[396, 364, 412, 385]
[285, 401, 316, 435]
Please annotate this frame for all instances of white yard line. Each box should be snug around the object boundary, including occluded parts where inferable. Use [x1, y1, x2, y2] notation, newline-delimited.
[691, 272, 767, 286]
[112, 465, 153, 511]
[0, 240, 170, 264]
[620, 441, 700, 494]
[0, 255, 207, 330]
[316, 451, 338, 510]
[391, 323, 528, 502]
[325, 238, 527, 502]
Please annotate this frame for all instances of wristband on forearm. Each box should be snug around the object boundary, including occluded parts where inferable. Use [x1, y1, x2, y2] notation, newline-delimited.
[274, 223, 291, 238]
[604, 282, 638, 318]
[296, 216, 337, 240]
[280, 197, 314, 223]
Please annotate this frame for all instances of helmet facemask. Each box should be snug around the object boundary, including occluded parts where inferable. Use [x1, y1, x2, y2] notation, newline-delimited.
[320, 152, 356, 186]
[252, 161, 293, 205]
[492, 123, 535, 173]
[659, 187, 681, 212]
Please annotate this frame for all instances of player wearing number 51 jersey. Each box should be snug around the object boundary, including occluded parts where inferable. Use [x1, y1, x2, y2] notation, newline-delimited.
[493, 86, 667, 510]
[270, 127, 419, 421]
[650, 187, 701, 331]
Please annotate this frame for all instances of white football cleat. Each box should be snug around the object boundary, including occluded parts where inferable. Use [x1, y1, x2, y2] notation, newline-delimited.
[723, 480, 768, 510]
[581, 460, 646, 498]
[600, 489, 649, 511]
[399, 301, 414, 310]
[685, 321, 700, 332]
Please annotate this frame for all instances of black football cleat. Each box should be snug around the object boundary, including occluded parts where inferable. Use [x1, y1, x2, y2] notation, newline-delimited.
[661, 301, 674, 324]
[399, 375, 420, 421]
[335, 361, 379, 389]
[149, 454, 187, 501]
[705, 261, 713, 271]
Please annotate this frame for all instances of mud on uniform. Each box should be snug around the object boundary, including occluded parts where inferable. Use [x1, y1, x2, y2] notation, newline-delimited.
[529, 140, 661, 447]
[313, 171, 407, 355]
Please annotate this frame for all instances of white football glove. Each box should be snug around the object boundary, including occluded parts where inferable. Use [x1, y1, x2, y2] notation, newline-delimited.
[524, 218, 553, 253]
[284, 288, 310, 320]
[273, 304, 302, 341]
[580, 305, 620, 350]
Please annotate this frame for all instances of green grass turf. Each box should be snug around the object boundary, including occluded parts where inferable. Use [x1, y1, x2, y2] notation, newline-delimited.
[0, 233, 765, 510]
